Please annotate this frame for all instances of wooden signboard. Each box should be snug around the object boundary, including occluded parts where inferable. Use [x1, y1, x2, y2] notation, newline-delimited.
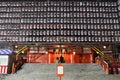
[56, 64, 64, 80]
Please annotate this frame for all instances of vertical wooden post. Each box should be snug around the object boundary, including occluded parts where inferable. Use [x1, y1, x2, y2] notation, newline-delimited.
[106, 64, 110, 74]
[49, 53, 51, 64]
[70, 54, 72, 64]
[26, 47, 30, 63]
[60, 76, 62, 80]
[12, 63, 15, 74]
[91, 48, 95, 63]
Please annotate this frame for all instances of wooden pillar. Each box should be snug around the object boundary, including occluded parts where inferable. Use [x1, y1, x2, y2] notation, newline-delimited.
[70, 50, 74, 64]
[70, 54, 73, 64]
[91, 48, 95, 63]
[48, 53, 51, 64]
[12, 63, 15, 74]
[26, 47, 30, 63]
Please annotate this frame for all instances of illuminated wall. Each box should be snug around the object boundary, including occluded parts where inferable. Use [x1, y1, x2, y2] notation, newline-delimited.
[0, 0, 119, 43]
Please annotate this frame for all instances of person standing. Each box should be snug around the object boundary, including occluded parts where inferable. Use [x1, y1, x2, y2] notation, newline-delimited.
[60, 55, 64, 63]
[55, 57, 59, 63]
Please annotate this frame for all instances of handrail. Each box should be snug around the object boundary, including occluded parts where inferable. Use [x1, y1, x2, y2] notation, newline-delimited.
[92, 46, 110, 61]
[16, 45, 28, 55]
[92, 46, 104, 56]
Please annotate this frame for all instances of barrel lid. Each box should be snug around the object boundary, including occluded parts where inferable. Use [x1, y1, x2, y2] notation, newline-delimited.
[0, 49, 13, 55]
